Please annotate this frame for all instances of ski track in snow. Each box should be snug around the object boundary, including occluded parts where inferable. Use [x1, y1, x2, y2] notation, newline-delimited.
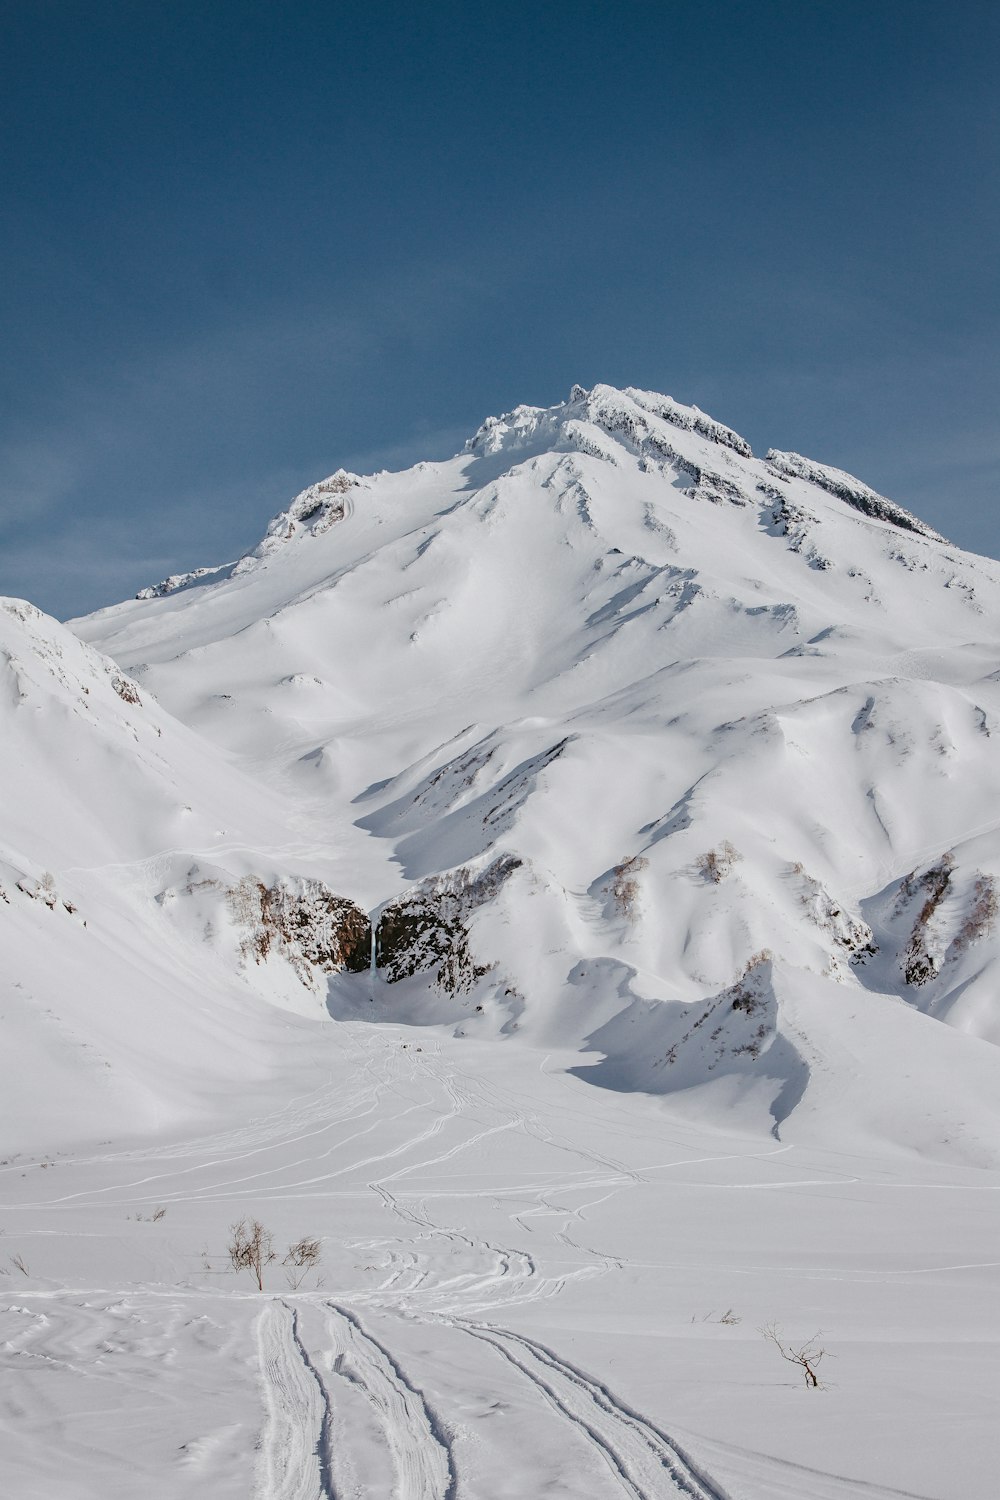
[255, 1300, 334, 1500]
[457, 1322, 729, 1500]
[326, 1303, 456, 1500]
[240, 1039, 729, 1500]
[3, 1027, 977, 1499]
[252, 1292, 724, 1500]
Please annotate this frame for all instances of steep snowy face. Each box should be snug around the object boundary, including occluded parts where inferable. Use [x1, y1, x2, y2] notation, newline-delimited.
[65, 384, 1000, 1152]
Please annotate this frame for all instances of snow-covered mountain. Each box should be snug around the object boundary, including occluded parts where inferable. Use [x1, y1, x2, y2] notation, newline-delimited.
[64, 381, 1000, 1157]
[6, 384, 1000, 1500]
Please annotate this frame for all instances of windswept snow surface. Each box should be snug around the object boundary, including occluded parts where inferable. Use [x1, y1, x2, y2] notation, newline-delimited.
[4, 385, 1000, 1496]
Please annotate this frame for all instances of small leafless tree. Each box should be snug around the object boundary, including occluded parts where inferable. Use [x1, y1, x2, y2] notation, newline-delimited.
[228, 1218, 277, 1290]
[10, 1253, 30, 1277]
[761, 1322, 828, 1388]
[283, 1235, 322, 1289]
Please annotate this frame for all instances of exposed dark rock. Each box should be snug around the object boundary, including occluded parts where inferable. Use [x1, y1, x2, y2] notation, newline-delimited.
[228, 876, 371, 983]
[898, 854, 954, 985]
[375, 855, 522, 992]
[136, 567, 220, 600]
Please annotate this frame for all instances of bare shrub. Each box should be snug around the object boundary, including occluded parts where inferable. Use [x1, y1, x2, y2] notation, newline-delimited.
[738, 948, 772, 979]
[10, 1253, 30, 1276]
[227, 1220, 323, 1291]
[228, 1218, 277, 1290]
[761, 1322, 828, 1388]
[283, 1235, 322, 1289]
[691, 1308, 741, 1325]
[611, 855, 648, 920]
[111, 675, 141, 705]
[952, 874, 998, 953]
[698, 841, 740, 884]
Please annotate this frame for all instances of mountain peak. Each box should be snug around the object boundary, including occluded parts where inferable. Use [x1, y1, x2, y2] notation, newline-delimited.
[464, 382, 753, 463]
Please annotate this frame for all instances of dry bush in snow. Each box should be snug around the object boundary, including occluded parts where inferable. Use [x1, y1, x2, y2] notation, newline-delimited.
[228, 1218, 277, 1290]
[698, 841, 740, 884]
[611, 854, 648, 920]
[283, 1235, 322, 1289]
[227, 1219, 323, 1290]
[761, 1322, 829, 1388]
[952, 874, 998, 953]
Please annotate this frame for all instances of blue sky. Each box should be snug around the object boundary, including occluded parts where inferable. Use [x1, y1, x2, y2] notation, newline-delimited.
[2, 0, 998, 618]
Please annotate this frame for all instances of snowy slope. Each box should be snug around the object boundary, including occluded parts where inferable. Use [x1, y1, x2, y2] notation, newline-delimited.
[0, 598, 369, 1151]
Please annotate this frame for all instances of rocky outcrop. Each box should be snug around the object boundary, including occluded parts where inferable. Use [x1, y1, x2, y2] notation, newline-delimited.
[136, 567, 221, 600]
[228, 876, 371, 983]
[891, 855, 998, 988]
[898, 854, 955, 986]
[1, 858, 80, 919]
[375, 856, 521, 993]
[233, 471, 361, 576]
[791, 864, 876, 965]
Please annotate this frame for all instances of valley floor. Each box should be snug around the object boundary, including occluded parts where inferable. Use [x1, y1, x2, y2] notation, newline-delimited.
[2, 1010, 997, 1500]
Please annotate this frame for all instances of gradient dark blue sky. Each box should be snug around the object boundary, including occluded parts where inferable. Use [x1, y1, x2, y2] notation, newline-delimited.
[2, 0, 998, 618]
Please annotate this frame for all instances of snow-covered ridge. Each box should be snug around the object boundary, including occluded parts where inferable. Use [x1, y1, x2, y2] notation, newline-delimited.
[136, 564, 222, 600]
[766, 448, 943, 541]
[131, 383, 946, 602]
[135, 470, 364, 597]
